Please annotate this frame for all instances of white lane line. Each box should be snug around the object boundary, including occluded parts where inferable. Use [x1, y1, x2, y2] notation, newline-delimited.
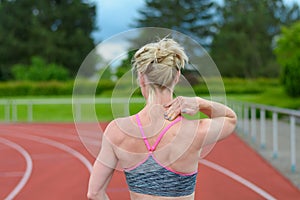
[31, 153, 71, 160]
[199, 159, 277, 200]
[0, 138, 33, 200]
[28, 131, 100, 146]
[8, 125, 100, 146]
[0, 171, 24, 177]
[11, 134, 93, 173]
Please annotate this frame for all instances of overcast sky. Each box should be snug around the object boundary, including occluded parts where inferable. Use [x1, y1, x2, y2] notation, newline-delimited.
[91, 0, 144, 43]
[91, 0, 299, 43]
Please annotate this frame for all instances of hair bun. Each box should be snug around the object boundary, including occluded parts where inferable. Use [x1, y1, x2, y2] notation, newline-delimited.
[132, 38, 188, 95]
[133, 38, 188, 72]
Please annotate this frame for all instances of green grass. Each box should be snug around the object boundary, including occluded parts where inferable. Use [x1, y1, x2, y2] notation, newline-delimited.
[0, 105, 5, 121]
[227, 84, 300, 109]
[0, 98, 206, 122]
[1, 78, 300, 122]
[1, 102, 146, 122]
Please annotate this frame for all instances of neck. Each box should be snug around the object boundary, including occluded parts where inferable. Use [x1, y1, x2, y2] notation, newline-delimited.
[138, 88, 173, 120]
[146, 88, 173, 106]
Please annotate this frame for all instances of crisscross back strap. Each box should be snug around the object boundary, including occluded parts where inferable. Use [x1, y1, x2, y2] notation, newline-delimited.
[136, 114, 151, 151]
[135, 114, 182, 152]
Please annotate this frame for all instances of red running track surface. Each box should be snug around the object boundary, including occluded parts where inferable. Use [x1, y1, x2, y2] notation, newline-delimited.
[0, 123, 299, 200]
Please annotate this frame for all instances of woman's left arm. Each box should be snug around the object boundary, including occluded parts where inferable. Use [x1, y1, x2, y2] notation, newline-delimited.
[87, 122, 118, 200]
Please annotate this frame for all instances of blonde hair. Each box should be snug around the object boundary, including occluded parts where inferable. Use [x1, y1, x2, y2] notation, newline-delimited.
[132, 38, 188, 101]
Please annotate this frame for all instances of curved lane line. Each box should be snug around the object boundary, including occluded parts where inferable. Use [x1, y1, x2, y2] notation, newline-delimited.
[25, 131, 100, 146]
[199, 159, 277, 200]
[0, 171, 24, 177]
[6, 129, 275, 198]
[35, 129, 277, 200]
[10, 134, 93, 173]
[0, 138, 33, 200]
[9, 125, 100, 146]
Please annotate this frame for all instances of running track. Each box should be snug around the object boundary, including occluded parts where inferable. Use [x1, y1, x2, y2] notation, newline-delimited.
[1, 123, 300, 200]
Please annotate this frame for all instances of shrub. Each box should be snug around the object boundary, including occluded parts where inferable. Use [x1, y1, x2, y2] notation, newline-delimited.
[96, 80, 115, 94]
[0, 80, 118, 97]
[281, 60, 300, 97]
[12, 56, 70, 81]
[191, 78, 274, 95]
[274, 21, 300, 97]
[0, 81, 73, 97]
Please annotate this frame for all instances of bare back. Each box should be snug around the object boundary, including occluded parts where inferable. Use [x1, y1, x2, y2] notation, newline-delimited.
[107, 110, 204, 199]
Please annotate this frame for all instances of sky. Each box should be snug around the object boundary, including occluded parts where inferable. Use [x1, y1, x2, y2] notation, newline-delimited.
[91, 0, 299, 43]
[91, 0, 144, 43]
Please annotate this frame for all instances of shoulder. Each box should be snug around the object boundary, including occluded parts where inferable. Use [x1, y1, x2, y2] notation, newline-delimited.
[103, 116, 135, 144]
[181, 117, 212, 149]
[194, 118, 213, 137]
[179, 117, 203, 139]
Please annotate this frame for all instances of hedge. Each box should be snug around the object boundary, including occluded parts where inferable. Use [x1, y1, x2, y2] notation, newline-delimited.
[0, 80, 115, 97]
[0, 78, 279, 97]
[192, 78, 279, 95]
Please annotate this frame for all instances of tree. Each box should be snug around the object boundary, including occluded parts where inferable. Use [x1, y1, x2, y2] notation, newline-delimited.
[12, 56, 69, 81]
[133, 0, 218, 49]
[115, 50, 136, 79]
[210, 0, 300, 78]
[0, 0, 96, 80]
[274, 21, 300, 97]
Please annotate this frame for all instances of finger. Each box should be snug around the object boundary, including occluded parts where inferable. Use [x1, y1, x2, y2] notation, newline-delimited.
[181, 106, 198, 116]
[181, 108, 194, 115]
[167, 110, 180, 121]
[163, 98, 177, 108]
[165, 101, 180, 116]
[181, 108, 188, 113]
[164, 96, 183, 108]
[163, 103, 171, 108]
[167, 106, 182, 120]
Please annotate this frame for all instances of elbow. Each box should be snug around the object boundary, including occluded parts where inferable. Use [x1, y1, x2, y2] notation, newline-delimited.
[87, 191, 100, 200]
[223, 111, 238, 138]
[229, 112, 238, 134]
[232, 112, 238, 127]
[228, 108, 237, 126]
[87, 192, 96, 200]
[87, 191, 107, 200]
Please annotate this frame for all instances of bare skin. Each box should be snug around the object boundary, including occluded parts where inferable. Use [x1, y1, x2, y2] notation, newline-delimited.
[87, 73, 237, 200]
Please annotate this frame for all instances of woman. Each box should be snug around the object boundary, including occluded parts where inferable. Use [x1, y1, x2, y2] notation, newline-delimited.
[87, 38, 237, 200]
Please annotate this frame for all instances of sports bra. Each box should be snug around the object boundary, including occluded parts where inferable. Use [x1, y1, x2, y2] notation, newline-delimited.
[124, 114, 198, 197]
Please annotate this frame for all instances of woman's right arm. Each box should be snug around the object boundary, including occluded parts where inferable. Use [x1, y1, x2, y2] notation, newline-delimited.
[196, 97, 237, 145]
[164, 96, 237, 145]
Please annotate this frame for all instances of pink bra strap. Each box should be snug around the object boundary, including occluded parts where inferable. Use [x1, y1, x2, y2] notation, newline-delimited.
[135, 114, 183, 152]
[135, 114, 151, 151]
[151, 116, 182, 151]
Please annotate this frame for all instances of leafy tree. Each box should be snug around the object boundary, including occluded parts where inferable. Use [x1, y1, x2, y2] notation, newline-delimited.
[0, 0, 96, 80]
[211, 0, 300, 78]
[12, 56, 69, 81]
[133, 0, 218, 49]
[115, 50, 136, 79]
[98, 66, 113, 80]
[274, 21, 300, 97]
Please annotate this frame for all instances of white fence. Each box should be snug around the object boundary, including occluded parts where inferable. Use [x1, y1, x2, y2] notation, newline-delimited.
[0, 98, 145, 122]
[230, 100, 300, 173]
[1, 98, 299, 173]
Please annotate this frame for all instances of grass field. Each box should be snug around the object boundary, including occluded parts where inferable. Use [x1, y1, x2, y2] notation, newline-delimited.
[1, 78, 299, 122]
[0, 100, 145, 122]
[228, 86, 300, 109]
